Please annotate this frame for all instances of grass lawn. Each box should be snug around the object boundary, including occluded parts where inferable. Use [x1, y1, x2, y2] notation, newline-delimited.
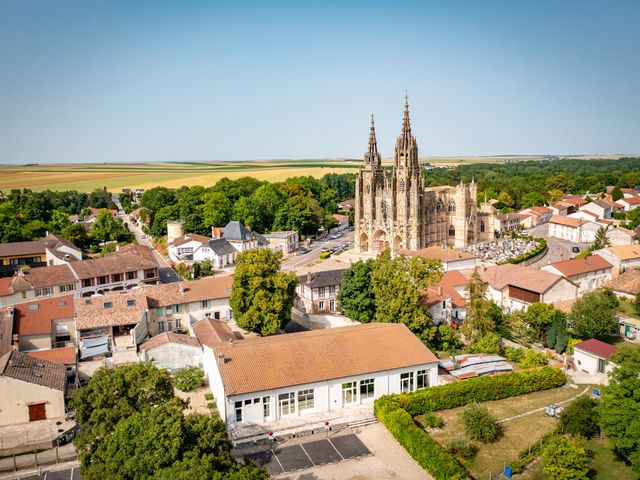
[417, 384, 589, 479]
[600, 334, 640, 350]
[617, 299, 640, 319]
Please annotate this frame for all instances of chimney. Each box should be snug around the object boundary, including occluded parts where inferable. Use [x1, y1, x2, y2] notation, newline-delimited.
[306, 271, 312, 284]
[178, 283, 185, 295]
[437, 286, 443, 296]
[217, 352, 225, 366]
[228, 338, 234, 346]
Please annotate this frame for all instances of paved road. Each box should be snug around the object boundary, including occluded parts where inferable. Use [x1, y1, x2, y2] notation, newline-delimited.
[527, 223, 584, 268]
[281, 230, 355, 272]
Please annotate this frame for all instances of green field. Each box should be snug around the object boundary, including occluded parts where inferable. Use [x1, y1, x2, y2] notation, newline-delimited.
[0, 155, 626, 192]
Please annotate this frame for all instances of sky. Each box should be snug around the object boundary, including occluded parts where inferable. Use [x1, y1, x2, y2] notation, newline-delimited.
[1, 0, 639, 164]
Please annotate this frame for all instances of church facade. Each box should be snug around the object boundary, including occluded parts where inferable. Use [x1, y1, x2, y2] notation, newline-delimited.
[355, 98, 492, 253]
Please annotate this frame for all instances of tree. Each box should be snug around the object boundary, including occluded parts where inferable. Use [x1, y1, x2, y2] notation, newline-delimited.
[370, 250, 442, 341]
[591, 227, 610, 251]
[272, 195, 324, 235]
[471, 332, 502, 354]
[542, 436, 591, 480]
[612, 185, 623, 201]
[90, 210, 133, 244]
[337, 260, 376, 322]
[173, 367, 205, 392]
[497, 191, 514, 208]
[524, 303, 565, 343]
[521, 192, 547, 208]
[559, 396, 600, 438]
[549, 189, 564, 203]
[458, 404, 503, 443]
[596, 346, 640, 475]
[569, 289, 619, 339]
[432, 325, 463, 352]
[462, 269, 496, 343]
[230, 249, 298, 336]
[201, 191, 232, 229]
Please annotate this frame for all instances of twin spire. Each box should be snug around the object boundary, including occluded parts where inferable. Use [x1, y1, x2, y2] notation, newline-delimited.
[365, 95, 413, 165]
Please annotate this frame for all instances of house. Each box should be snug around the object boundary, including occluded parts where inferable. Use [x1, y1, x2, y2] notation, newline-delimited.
[622, 188, 640, 198]
[594, 245, 640, 274]
[0, 351, 66, 425]
[607, 227, 636, 247]
[617, 197, 640, 212]
[262, 231, 300, 257]
[13, 295, 76, 352]
[563, 195, 588, 208]
[296, 269, 345, 314]
[549, 202, 571, 216]
[331, 214, 349, 231]
[548, 215, 600, 243]
[541, 255, 613, 294]
[606, 267, 640, 299]
[337, 199, 354, 211]
[192, 318, 237, 349]
[600, 197, 624, 213]
[212, 221, 267, 253]
[138, 332, 202, 373]
[75, 290, 149, 360]
[0, 245, 160, 306]
[580, 200, 613, 220]
[142, 275, 234, 336]
[458, 264, 578, 313]
[573, 339, 617, 377]
[205, 323, 439, 430]
[27, 347, 78, 382]
[493, 213, 525, 233]
[423, 272, 467, 326]
[568, 210, 600, 222]
[402, 246, 478, 272]
[167, 233, 213, 263]
[518, 206, 553, 227]
[0, 234, 81, 275]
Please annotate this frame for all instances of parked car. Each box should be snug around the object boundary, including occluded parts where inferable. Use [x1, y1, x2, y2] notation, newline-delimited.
[298, 247, 311, 254]
[572, 246, 580, 253]
[321, 247, 332, 253]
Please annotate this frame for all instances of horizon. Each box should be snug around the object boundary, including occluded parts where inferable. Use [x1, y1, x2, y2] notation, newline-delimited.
[1, 1, 640, 164]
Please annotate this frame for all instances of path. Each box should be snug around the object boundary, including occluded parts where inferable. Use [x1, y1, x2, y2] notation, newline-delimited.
[527, 224, 581, 267]
[497, 386, 589, 423]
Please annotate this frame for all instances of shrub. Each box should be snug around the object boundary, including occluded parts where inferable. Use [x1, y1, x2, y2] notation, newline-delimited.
[204, 392, 214, 401]
[374, 398, 469, 480]
[459, 404, 503, 443]
[173, 367, 204, 392]
[519, 349, 548, 368]
[559, 396, 600, 438]
[207, 402, 216, 409]
[422, 411, 444, 428]
[445, 436, 478, 459]
[504, 346, 525, 363]
[471, 332, 503, 354]
[566, 337, 581, 355]
[542, 435, 591, 480]
[397, 367, 565, 416]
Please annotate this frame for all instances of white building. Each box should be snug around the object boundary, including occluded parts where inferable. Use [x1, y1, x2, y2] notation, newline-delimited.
[579, 200, 613, 220]
[296, 269, 345, 314]
[617, 197, 640, 212]
[262, 231, 300, 257]
[573, 339, 617, 379]
[548, 215, 600, 243]
[541, 255, 613, 294]
[138, 332, 203, 373]
[607, 227, 636, 247]
[204, 323, 438, 430]
[594, 245, 640, 275]
[518, 206, 553, 228]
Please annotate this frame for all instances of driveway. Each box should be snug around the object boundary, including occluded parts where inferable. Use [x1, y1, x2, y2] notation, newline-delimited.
[527, 224, 581, 267]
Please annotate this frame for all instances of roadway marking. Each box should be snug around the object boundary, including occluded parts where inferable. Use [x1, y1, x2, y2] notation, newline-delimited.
[327, 438, 345, 461]
[299, 443, 316, 466]
[271, 449, 285, 474]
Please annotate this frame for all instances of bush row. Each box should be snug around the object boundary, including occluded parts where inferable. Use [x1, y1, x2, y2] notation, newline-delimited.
[374, 397, 470, 480]
[396, 367, 565, 417]
[506, 236, 547, 265]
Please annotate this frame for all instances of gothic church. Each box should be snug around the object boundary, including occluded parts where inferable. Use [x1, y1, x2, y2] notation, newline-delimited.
[355, 97, 491, 253]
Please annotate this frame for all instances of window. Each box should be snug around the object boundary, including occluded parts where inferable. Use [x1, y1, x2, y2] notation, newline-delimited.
[214, 311, 221, 320]
[318, 301, 325, 311]
[158, 321, 165, 332]
[416, 369, 429, 390]
[360, 379, 375, 400]
[127, 299, 136, 307]
[176, 319, 181, 329]
[278, 392, 296, 416]
[127, 271, 136, 280]
[329, 285, 335, 295]
[448, 200, 456, 212]
[442, 301, 446, 308]
[448, 225, 455, 237]
[165, 306, 174, 315]
[82, 278, 93, 288]
[103, 302, 113, 309]
[234, 401, 243, 422]
[45, 287, 53, 295]
[319, 287, 325, 298]
[112, 273, 122, 283]
[342, 382, 357, 405]
[58, 300, 66, 307]
[400, 372, 414, 393]
[145, 269, 156, 279]
[167, 321, 172, 331]
[399, 178, 406, 193]
[155, 307, 163, 316]
[29, 303, 39, 311]
[329, 300, 335, 311]
[298, 389, 314, 411]
[98, 276, 108, 285]
[263, 396, 271, 419]
[480, 220, 485, 233]
[244, 399, 251, 406]
[21, 292, 27, 299]
[201, 300, 210, 309]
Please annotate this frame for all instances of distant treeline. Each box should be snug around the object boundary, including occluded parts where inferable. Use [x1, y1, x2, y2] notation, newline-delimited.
[139, 173, 356, 238]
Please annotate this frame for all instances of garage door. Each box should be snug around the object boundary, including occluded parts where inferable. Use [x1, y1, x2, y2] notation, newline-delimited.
[28, 403, 47, 421]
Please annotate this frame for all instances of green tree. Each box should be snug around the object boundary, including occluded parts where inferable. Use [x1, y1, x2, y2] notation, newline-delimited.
[611, 185, 623, 201]
[201, 191, 232, 229]
[370, 250, 442, 341]
[634, 292, 640, 316]
[596, 346, 640, 475]
[230, 249, 298, 335]
[471, 332, 502, 354]
[591, 227, 610, 251]
[273, 195, 324, 235]
[459, 403, 503, 443]
[90, 210, 133, 244]
[559, 396, 600, 438]
[569, 289, 619, 339]
[524, 303, 564, 342]
[48, 209, 72, 233]
[521, 192, 547, 208]
[462, 269, 496, 343]
[337, 259, 376, 322]
[432, 325, 463, 352]
[542, 436, 591, 480]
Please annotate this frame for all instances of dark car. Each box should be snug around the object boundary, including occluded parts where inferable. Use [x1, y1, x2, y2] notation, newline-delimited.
[572, 246, 580, 253]
[298, 247, 311, 254]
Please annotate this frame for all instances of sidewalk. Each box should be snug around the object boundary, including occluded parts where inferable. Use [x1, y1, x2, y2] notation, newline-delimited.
[0, 444, 78, 476]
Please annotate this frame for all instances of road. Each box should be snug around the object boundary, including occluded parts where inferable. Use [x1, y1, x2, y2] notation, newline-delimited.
[112, 196, 180, 283]
[527, 223, 584, 268]
[281, 230, 355, 272]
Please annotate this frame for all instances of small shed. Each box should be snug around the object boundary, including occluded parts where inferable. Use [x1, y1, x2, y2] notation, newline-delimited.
[573, 339, 617, 376]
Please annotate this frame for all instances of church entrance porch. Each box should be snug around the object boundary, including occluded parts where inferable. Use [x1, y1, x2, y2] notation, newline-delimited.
[372, 230, 389, 252]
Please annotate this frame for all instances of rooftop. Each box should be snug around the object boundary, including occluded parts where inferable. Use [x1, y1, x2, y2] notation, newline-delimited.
[0, 240, 48, 258]
[14, 295, 74, 336]
[139, 332, 201, 352]
[27, 347, 77, 365]
[574, 338, 617, 359]
[192, 318, 236, 348]
[69, 247, 159, 279]
[75, 290, 148, 329]
[223, 221, 254, 241]
[602, 244, 640, 260]
[459, 264, 568, 294]
[0, 350, 66, 391]
[213, 323, 438, 396]
[544, 255, 612, 277]
[549, 215, 587, 228]
[606, 268, 640, 294]
[298, 269, 345, 289]
[170, 233, 211, 247]
[143, 275, 233, 308]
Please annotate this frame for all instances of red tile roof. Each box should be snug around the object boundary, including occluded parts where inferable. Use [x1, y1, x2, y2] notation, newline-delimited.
[27, 347, 76, 365]
[544, 255, 612, 277]
[574, 339, 617, 359]
[139, 332, 201, 353]
[14, 296, 74, 336]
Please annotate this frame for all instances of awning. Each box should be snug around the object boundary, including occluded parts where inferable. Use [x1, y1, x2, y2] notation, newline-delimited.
[80, 336, 110, 359]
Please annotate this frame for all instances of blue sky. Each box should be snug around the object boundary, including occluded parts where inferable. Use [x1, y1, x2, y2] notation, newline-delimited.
[1, 0, 639, 163]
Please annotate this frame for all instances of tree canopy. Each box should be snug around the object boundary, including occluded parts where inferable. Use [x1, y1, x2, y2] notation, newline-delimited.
[336, 259, 376, 323]
[569, 289, 619, 339]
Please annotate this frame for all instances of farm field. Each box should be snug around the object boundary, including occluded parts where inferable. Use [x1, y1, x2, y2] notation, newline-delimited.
[420, 383, 588, 479]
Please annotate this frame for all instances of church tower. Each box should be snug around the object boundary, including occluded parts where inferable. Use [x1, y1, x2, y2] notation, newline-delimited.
[392, 96, 424, 250]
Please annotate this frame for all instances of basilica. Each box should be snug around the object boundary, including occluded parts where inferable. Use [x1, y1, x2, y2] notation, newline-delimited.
[355, 98, 493, 253]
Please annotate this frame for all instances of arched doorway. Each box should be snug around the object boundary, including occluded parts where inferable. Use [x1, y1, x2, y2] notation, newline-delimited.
[393, 235, 403, 251]
[372, 230, 389, 252]
[359, 233, 369, 252]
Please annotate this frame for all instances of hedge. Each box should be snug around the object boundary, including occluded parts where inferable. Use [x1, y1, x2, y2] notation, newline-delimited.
[374, 367, 566, 480]
[397, 367, 565, 416]
[504, 236, 547, 265]
[374, 397, 470, 480]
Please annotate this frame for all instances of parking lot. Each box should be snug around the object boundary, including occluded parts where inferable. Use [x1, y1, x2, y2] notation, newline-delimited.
[10, 466, 81, 480]
[242, 433, 371, 476]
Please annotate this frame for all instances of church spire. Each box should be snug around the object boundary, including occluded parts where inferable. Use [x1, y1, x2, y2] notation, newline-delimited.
[365, 113, 381, 166]
[402, 93, 411, 135]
